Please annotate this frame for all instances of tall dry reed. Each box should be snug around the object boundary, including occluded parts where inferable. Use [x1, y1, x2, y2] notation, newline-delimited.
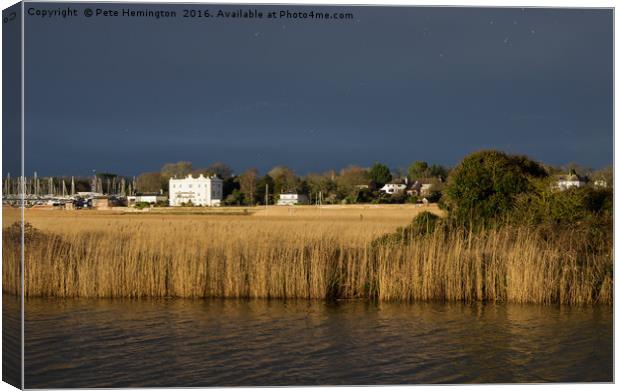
[2, 209, 612, 304]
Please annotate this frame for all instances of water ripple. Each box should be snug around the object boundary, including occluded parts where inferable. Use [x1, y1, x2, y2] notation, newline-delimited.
[4, 296, 611, 387]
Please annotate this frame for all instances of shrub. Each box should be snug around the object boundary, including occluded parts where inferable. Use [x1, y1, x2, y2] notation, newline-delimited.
[442, 150, 547, 225]
[513, 186, 613, 226]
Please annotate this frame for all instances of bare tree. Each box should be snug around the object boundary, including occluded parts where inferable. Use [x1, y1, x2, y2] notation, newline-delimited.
[336, 165, 369, 196]
[136, 172, 166, 193]
[205, 162, 233, 180]
[161, 161, 193, 180]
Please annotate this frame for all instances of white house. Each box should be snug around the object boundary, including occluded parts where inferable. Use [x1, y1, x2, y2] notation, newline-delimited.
[556, 173, 586, 191]
[594, 179, 608, 188]
[380, 179, 407, 194]
[169, 174, 223, 206]
[277, 192, 309, 206]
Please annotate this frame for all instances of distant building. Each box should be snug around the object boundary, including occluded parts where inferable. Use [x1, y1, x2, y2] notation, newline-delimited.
[91, 196, 111, 210]
[380, 179, 407, 194]
[407, 178, 443, 196]
[594, 179, 608, 188]
[277, 192, 309, 206]
[555, 173, 586, 191]
[128, 192, 168, 206]
[169, 174, 223, 206]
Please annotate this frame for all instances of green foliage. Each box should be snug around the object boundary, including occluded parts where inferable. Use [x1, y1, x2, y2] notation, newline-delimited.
[336, 166, 369, 198]
[428, 164, 449, 179]
[407, 161, 448, 181]
[369, 163, 392, 187]
[407, 161, 428, 180]
[268, 166, 299, 194]
[239, 168, 259, 206]
[513, 186, 612, 226]
[442, 150, 548, 224]
[406, 195, 419, 204]
[591, 166, 613, 188]
[369, 190, 408, 204]
[424, 191, 442, 203]
[224, 189, 244, 206]
[343, 188, 375, 204]
[134, 201, 151, 210]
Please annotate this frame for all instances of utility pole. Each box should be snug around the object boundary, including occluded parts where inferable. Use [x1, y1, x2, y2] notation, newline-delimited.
[265, 183, 269, 209]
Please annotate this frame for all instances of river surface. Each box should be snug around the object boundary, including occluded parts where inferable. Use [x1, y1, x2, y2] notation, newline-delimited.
[8, 296, 613, 387]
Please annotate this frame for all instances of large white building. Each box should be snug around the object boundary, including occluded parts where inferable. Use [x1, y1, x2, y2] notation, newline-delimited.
[169, 174, 223, 206]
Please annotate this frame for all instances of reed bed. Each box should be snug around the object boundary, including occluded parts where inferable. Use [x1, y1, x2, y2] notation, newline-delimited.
[2, 206, 612, 304]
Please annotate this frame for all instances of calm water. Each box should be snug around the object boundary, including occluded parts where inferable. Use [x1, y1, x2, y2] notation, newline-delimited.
[10, 296, 614, 387]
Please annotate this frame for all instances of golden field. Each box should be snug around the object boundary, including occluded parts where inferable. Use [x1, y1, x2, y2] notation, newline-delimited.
[2, 204, 612, 304]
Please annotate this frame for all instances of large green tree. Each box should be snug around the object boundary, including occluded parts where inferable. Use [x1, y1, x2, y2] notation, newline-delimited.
[407, 161, 429, 180]
[256, 175, 276, 205]
[442, 150, 548, 224]
[239, 168, 259, 205]
[369, 163, 392, 187]
[336, 165, 369, 198]
[268, 166, 298, 194]
[305, 172, 337, 200]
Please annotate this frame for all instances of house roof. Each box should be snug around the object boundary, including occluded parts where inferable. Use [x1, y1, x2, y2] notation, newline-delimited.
[555, 173, 586, 182]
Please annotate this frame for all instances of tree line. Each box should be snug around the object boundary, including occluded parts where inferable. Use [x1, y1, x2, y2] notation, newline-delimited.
[12, 152, 611, 209]
[133, 160, 451, 206]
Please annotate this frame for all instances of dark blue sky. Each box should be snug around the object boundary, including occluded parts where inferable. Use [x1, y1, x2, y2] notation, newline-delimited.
[21, 4, 613, 177]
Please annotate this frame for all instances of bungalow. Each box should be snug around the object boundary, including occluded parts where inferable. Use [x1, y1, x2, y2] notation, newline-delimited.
[277, 192, 309, 206]
[128, 192, 168, 206]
